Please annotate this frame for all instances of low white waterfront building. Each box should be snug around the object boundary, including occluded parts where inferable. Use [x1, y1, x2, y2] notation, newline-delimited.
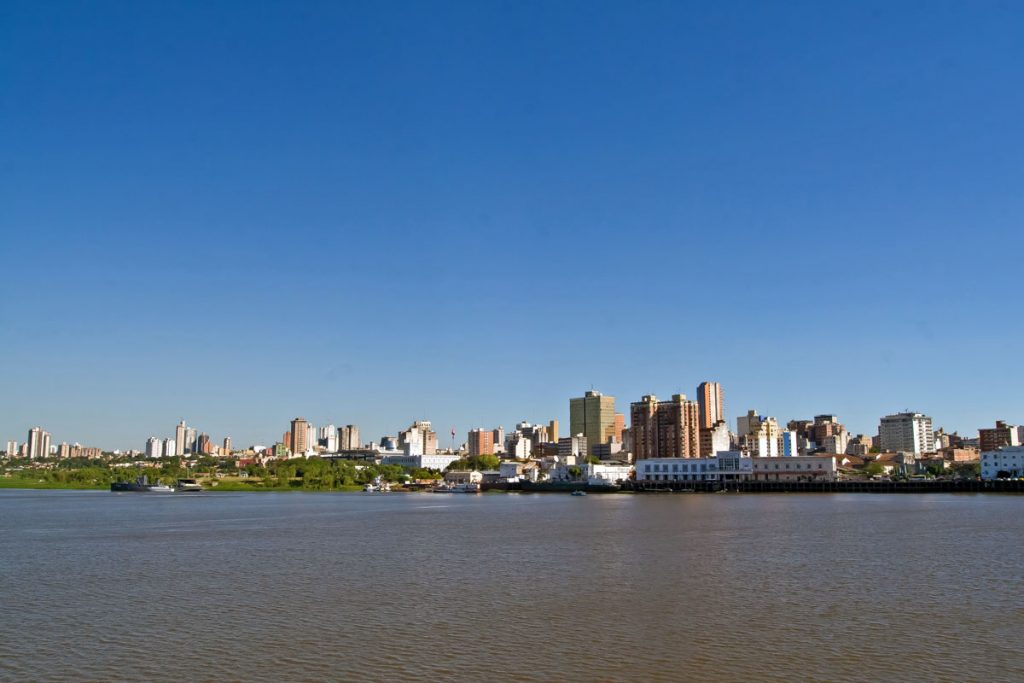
[751, 455, 838, 482]
[635, 451, 753, 483]
[381, 453, 461, 471]
[444, 470, 483, 485]
[636, 457, 712, 482]
[584, 462, 633, 485]
[981, 446, 1024, 480]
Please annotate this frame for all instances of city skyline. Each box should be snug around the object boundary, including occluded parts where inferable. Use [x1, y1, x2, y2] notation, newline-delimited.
[4, 2, 1024, 448]
[4, 384, 1018, 456]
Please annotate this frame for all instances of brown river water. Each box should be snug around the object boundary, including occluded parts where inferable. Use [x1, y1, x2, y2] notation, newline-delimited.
[0, 489, 1021, 682]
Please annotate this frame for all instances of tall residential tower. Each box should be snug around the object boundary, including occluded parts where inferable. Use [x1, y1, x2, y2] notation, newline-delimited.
[696, 381, 724, 429]
[630, 394, 701, 459]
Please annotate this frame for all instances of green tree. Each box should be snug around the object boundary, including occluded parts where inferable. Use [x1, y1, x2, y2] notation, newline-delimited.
[951, 462, 980, 478]
[864, 462, 885, 477]
[446, 454, 500, 472]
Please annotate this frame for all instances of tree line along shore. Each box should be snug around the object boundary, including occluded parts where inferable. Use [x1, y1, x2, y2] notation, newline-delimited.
[0, 454, 506, 492]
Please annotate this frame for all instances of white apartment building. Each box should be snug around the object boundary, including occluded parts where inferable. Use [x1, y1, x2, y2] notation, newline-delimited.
[27, 427, 51, 460]
[145, 437, 161, 458]
[702, 420, 731, 457]
[163, 438, 175, 458]
[175, 421, 187, 456]
[822, 430, 850, 455]
[507, 433, 532, 459]
[981, 446, 1024, 480]
[320, 424, 338, 452]
[879, 412, 934, 454]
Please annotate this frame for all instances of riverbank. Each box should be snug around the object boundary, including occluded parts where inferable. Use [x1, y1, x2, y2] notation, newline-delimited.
[5, 477, 1022, 494]
[0, 479, 106, 490]
[0, 478, 388, 493]
[617, 478, 1024, 493]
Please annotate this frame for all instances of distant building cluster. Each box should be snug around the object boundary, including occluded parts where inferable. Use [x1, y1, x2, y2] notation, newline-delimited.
[5, 383, 1023, 482]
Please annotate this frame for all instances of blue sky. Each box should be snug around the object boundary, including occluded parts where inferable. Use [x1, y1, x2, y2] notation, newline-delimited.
[2, 1, 1023, 450]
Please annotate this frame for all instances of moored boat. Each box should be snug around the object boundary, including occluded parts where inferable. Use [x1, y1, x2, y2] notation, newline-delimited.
[111, 476, 151, 492]
[175, 479, 203, 493]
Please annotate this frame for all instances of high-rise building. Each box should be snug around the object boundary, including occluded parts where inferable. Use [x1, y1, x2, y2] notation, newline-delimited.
[979, 421, 1020, 453]
[196, 433, 211, 455]
[338, 425, 360, 450]
[507, 431, 533, 458]
[813, 415, 843, 445]
[318, 425, 337, 452]
[491, 427, 505, 454]
[27, 427, 50, 459]
[630, 394, 700, 459]
[569, 390, 617, 457]
[697, 381, 724, 430]
[507, 421, 555, 457]
[558, 434, 588, 459]
[822, 430, 850, 455]
[737, 410, 782, 457]
[548, 420, 559, 443]
[699, 420, 731, 457]
[175, 421, 187, 456]
[145, 437, 161, 458]
[58, 442, 71, 459]
[878, 412, 934, 455]
[223, 437, 232, 454]
[5, 440, 16, 457]
[399, 421, 439, 456]
[185, 428, 197, 454]
[467, 428, 495, 457]
[781, 431, 799, 456]
[163, 438, 176, 458]
[736, 410, 762, 439]
[290, 418, 311, 455]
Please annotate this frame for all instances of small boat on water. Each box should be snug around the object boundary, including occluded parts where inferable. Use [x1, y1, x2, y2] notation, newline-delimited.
[364, 477, 391, 492]
[111, 476, 151, 493]
[175, 479, 203, 493]
[570, 490, 587, 497]
[112, 476, 202, 493]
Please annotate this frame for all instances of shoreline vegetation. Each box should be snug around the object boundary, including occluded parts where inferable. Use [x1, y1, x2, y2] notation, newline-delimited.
[1, 453, 986, 494]
[0, 454, 513, 493]
[0, 455, 431, 492]
[0, 478, 370, 493]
